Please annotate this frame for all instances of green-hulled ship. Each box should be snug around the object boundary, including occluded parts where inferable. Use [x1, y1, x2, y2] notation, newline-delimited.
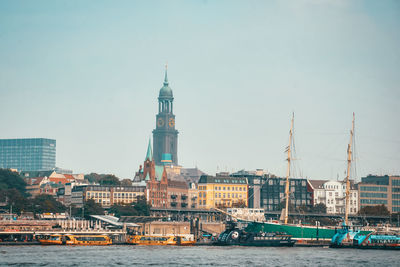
[242, 113, 363, 241]
[244, 221, 335, 240]
[225, 113, 352, 241]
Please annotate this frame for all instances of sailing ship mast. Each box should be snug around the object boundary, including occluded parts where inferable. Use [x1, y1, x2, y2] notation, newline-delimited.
[284, 113, 294, 225]
[344, 113, 355, 225]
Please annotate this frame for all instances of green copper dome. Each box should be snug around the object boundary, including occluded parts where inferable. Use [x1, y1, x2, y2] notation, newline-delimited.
[159, 69, 173, 99]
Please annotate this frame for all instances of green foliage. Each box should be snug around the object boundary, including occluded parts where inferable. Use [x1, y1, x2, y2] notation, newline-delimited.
[71, 199, 104, 219]
[133, 196, 150, 216]
[276, 201, 295, 212]
[358, 205, 390, 216]
[121, 179, 132, 186]
[30, 194, 66, 214]
[99, 175, 121, 186]
[84, 173, 121, 186]
[84, 173, 102, 183]
[0, 188, 29, 213]
[110, 196, 150, 217]
[310, 203, 327, 214]
[0, 169, 26, 195]
[84, 199, 104, 218]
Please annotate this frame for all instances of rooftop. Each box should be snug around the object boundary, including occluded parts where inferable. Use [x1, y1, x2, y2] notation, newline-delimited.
[198, 175, 247, 185]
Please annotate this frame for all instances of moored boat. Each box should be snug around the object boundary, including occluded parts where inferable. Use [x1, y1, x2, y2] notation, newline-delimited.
[64, 234, 112, 245]
[38, 234, 112, 246]
[38, 234, 63, 245]
[127, 235, 195, 246]
[331, 224, 399, 249]
[217, 222, 295, 247]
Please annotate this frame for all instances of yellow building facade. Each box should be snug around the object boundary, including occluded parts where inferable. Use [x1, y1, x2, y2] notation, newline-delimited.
[198, 175, 248, 209]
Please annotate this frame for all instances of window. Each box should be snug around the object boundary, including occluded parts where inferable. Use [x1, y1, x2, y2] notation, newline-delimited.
[228, 193, 230, 198]
[360, 199, 387, 204]
[360, 192, 387, 198]
[215, 193, 218, 198]
[335, 192, 338, 197]
[223, 187, 226, 191]
[360, 186, 387, 192]
[329, 192, 332, 196]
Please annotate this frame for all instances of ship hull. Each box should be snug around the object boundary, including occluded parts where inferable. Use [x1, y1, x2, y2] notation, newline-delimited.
[245, 222, 337, 240]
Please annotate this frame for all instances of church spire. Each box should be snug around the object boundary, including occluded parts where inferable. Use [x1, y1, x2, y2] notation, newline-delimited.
[163, 63, 168, 86]
[145, 138, 153, 161]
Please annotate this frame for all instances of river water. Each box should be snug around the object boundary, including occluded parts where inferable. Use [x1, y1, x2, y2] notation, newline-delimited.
[0, 246, 398, 266]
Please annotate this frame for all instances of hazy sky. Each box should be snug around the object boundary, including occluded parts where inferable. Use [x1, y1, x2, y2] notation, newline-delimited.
[0, 0, 399, 180]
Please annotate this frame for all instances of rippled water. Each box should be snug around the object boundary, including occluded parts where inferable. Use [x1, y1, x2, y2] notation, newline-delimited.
[0, 246, 398, 266]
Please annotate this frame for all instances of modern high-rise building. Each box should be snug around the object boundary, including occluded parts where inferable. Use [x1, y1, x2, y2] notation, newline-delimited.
[152, 67, 179, 165]
[0, 138, 56, 171]
[358, 175, 400, 213]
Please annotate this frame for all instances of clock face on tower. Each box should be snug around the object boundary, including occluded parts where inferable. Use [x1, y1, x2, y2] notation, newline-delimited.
[157, 118, 165, 127]
[169, 118, 175, 128]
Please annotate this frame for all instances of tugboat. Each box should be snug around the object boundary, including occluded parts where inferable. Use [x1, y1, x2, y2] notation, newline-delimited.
[331, 224, 400, 249]
[216, 221, 295, 247]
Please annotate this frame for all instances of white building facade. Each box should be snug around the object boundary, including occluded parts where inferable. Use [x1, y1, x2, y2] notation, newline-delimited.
[310, 180, 358, 215]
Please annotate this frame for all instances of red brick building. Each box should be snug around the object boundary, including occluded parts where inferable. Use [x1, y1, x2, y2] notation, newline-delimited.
[143, 140, 168, 208]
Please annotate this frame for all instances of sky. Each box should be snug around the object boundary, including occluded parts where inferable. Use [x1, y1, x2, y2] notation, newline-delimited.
[0, 0, 399, 181]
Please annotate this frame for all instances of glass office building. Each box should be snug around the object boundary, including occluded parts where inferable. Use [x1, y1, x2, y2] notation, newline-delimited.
[0, 138, 56, 171]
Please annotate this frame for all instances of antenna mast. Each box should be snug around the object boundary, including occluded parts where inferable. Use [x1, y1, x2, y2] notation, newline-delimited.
[345, 113, 355, 225]
[284, 113, 294, 225]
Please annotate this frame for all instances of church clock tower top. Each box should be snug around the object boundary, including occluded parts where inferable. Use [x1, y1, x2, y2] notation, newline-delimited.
[158, 65, 173, 100]
[153, 65, 179, 166]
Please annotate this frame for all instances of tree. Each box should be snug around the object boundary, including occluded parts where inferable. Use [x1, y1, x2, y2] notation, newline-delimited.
[30, 194, 66, 214]
[110, 197, 150, 217]
[133, 196, 150, 216]
[276, 201, 295, 212]
[109, 203, 137, 217]
[83, 199, 104, 219]
[0, 169, 26, 195]
[0, 188, 29, 213]
[310, 203, 327, 214]
[71, 199, 104, 219]
[121, 179, 132, 186]
[84, 173, 121, 186]
[358, 205, 390, 216]
[99, 175, 121, 186]
[295, 205, 309, 213]
[84, 173, 103, 183]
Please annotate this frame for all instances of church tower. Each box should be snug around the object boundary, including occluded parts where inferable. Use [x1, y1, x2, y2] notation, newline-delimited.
[152, 66, 179, 165]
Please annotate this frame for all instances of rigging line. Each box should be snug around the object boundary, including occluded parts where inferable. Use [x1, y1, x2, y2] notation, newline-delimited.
[302, 131, 347, 136]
